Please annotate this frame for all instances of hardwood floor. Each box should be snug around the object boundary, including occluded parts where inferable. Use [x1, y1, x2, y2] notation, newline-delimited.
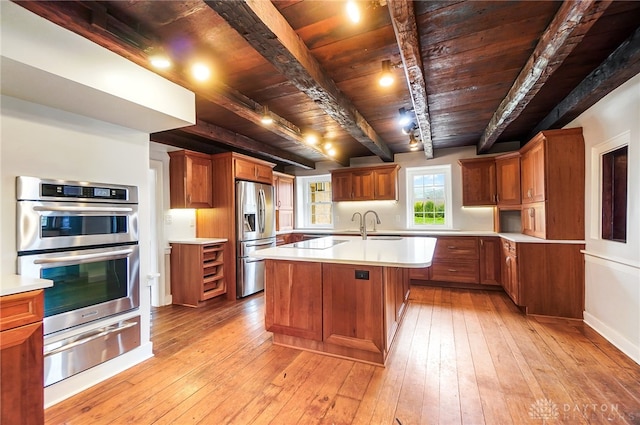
[45, 286, 640, 425]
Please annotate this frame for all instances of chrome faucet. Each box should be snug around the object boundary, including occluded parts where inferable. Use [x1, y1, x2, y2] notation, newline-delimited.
[351, 212, 363, 236]
[362, 210, 381, 240]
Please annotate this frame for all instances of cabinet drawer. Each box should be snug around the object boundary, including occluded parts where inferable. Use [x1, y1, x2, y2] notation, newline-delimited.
[0, 290, 44, 331]
[430, 261, 479, 283]
[434, 237, 478, 259]
[408, 267, 430, 280]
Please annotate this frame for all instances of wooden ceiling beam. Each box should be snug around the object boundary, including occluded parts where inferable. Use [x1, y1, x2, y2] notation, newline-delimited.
[173, 120, 317, 169]
[530, 26, 640, 138]
[477, 0, 612, 153]
[205, 0, 395, 162]
[13, 1, 342, 167]
[387, 0, 434, 160]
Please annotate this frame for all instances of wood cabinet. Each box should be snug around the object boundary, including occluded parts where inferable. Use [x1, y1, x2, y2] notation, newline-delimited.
[331, 164, 399, 201]
[1, 290, 44, 425]
[479, 237, 501, 285]
[234, 156, 273, 184]
[265, 260, 322, 341]
[500, 238, 585, 318]
[274, 172, 294, 232]
[170, 241, 226, 306]
[264, 260, 410, 365]
[519, 128, 585, 240]
[430, 236, 480, 284]
[458, 157, 496, 206]
[501, 239, 520, 304]
[169, 150, 213, 208]
[197, 152, 275, 300]
[495, 152, 521, 208]
[323, 263, 385, 359]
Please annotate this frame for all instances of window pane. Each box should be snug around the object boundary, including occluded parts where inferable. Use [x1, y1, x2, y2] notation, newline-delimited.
[410, 170, 448, 227]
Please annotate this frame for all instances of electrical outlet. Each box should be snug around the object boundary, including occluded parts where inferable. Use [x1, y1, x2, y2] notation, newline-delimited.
[165, 214, 172, 225]
[395, 215, 401, 223]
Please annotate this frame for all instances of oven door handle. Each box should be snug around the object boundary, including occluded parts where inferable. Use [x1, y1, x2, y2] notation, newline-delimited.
[33, 205, 134, 214]
[34, 248, 134, 265]
[43, 320, 138, 357]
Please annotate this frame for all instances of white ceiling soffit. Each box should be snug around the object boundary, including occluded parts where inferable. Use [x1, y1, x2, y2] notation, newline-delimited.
[0, 1, 195, 133]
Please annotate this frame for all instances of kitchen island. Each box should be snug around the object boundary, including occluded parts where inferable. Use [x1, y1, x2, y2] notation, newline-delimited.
[252, 236, 436, 366]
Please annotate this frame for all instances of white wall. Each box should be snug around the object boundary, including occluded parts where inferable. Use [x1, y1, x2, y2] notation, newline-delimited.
[0, 96, 155, 404]
[0, 1, 195, 405]
[290, 145, 497, 232]
[568, 72, 640, 364]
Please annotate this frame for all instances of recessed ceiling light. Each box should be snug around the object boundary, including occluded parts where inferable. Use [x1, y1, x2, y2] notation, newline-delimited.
[191, 63, 210, 81]
[346, 1, 360, 23]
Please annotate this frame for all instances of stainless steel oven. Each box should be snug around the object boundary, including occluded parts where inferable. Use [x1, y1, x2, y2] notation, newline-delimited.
[16, 176, 141, 385]
[18, 244, 139, 335]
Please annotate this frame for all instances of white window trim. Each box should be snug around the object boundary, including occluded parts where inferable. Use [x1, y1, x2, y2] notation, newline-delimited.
[295, 174, 333, 229]
[405, 164, 453, 230]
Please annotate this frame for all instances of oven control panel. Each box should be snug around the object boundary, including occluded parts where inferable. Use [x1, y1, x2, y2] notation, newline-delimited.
[41, 183, 128, 200]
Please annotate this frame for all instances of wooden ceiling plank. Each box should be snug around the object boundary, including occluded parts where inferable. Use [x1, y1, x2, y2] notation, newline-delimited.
[530, 26, 640, 138]
[387, 0, 434, 159]
[15, 1, 341, 167]
[205, 0, 394, 162]
[477, 0, 612, 153]
[165, 120, 317, 169]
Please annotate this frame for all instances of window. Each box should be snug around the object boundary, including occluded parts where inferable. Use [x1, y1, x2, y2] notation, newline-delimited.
[406, 165, 452, 229]
[601, 145, 627, 242]
[296, 175, 333, 228]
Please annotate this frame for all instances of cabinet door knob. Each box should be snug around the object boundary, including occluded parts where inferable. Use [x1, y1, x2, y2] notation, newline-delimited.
[187, 194, 192, 204]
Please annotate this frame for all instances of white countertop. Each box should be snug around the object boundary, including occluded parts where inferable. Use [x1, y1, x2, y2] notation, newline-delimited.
[1, 275, 53, 297]
[169, 238, 228, 245]
[252, 236, 437, 268]
[284, 229, 585, 244]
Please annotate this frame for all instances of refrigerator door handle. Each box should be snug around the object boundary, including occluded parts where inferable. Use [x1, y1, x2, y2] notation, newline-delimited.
[258, 188, 266, 233]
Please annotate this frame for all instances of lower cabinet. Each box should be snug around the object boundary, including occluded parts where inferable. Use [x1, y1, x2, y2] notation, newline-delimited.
[264, 260, 409, 365]
[1, 290, 44, 425]
[170, 242, 226, 307]
[410, 236, 501, 286]
[265, 261, 322, 341]
[500, 238, 585, 318]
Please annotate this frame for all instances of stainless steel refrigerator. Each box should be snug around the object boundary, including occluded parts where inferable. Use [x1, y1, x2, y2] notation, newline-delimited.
[236, 180, 276, 298]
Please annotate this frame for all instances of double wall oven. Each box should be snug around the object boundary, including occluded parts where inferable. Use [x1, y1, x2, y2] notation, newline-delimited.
[16, 176, 141, 386]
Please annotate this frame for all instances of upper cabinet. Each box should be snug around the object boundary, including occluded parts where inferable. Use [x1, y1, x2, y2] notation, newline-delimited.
[495, 152, 521, 208]
[169, 150, 213, 208]
[458, 157, 496, 206]
[234, 156, 273, 184]
[331, 164, 399, 202]
[519, 128, 585, 240]
[274, 172, 295, 232]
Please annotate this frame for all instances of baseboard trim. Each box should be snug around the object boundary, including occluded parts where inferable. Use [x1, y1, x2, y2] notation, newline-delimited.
[583, 311, 640, 365]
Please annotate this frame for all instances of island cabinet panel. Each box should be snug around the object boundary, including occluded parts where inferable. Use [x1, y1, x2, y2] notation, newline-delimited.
[169, 150, 213, 208]
[1, 290, 44, 425]
[322, 264, 385, 359]
[384, 267, 409, 351]
[265, 260, 323, 341]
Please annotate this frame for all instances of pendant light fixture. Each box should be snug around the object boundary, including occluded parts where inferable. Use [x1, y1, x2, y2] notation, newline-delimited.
[409, 133, 420, 151]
